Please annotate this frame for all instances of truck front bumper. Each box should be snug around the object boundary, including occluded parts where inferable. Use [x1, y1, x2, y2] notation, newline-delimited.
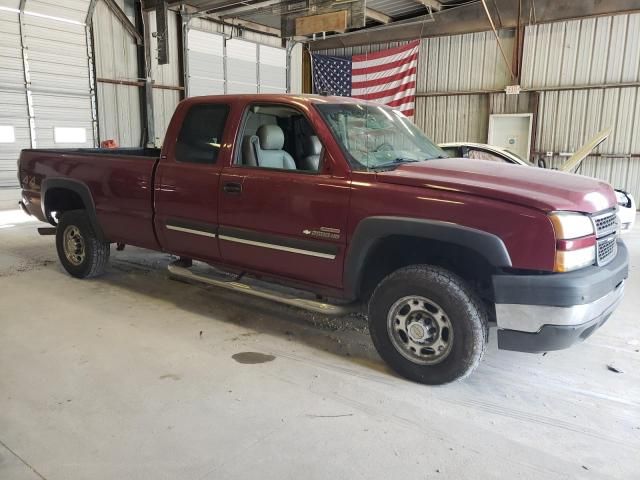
[493, 242, 628, 353]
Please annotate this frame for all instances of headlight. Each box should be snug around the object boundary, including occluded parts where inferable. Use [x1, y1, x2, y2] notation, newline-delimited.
[554, 245, 596, 272]
[548, 212, 595, 239]
[549, 212, 596, 272]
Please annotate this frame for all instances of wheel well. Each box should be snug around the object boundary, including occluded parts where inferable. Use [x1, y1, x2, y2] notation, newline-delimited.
[44, 188, 85, 223]
[358, 235, 497, 304]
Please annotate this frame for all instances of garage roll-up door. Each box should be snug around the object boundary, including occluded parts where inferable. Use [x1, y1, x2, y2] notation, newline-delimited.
[0, 9, 29, 187]
[187, 29, 225, 96]
[0, 2, 95, 188]
[259, 45, 286, 93]
[226, 38, 257, 94]
[25, 14, 94, 149]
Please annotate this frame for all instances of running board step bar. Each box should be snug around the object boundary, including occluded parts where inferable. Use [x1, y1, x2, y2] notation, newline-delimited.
[168, 264, 357, 315]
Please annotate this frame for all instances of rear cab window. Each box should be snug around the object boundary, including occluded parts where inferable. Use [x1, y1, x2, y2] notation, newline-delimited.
[175, 104, 229, 164]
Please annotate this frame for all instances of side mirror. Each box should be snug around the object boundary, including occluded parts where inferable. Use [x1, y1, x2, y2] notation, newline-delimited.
[537, 157, 547, 169]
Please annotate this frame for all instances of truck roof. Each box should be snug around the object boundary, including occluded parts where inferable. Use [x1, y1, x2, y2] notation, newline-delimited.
[180, 93, 385, 108]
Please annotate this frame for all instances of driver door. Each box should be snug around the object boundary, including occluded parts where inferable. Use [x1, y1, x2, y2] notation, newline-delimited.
[218, 103, 351, 289]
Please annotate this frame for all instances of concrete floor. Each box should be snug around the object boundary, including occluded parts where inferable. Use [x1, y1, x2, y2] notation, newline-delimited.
[0, 209, 638, 480]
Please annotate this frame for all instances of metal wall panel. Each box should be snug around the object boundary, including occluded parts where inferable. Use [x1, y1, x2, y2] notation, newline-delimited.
[415, 94, 489, 144]
[522, 13, 640, 89]
[147, 9, 181, 145]
[418, 30, 514, 93]
[534, 87, 640, 199]
[0, 10, 28, 186]
[489, 92, 531, 115]
[93, 0, 141, 147]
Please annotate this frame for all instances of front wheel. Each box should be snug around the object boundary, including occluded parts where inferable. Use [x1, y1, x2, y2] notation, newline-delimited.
[55, 210, 110, 278]
[368, 265, 488, 385]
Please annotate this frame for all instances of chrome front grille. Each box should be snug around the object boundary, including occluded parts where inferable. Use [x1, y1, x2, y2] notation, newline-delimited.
[590, 209, 618, 267]
[596, 235, 617, 266]
[592, 210, 618, 237]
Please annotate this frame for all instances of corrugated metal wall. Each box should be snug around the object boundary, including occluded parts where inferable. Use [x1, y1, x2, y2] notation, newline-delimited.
[147, 9, 181, 145]
[521, 15, 640, 89]
[522, 13, 640, 200]
[92, 0, 142, 147]
[314, 31, 514, 143]
[418, 30, 515, 93]
[313, 14, 640, 202]
[416, 95, 489, 143]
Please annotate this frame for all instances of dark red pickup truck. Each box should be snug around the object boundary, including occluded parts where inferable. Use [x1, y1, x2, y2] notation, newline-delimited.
[18, 94, 628, 384]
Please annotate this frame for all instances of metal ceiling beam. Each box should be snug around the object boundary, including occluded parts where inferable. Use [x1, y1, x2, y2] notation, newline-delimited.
[210, 0, 283, 17]
[103, 0, 143, 45]
[419, 0, 442, 10]
[365, 7, 391, 24]
[223, 17, 281, 35]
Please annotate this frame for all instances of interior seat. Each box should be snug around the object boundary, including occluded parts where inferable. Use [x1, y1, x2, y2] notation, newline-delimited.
[300, 135, 321, 171]
[242, 135, 259, 166]
[255, 125, 296, 169]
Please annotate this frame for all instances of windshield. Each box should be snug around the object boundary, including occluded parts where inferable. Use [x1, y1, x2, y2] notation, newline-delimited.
[316, 103, 447, 170]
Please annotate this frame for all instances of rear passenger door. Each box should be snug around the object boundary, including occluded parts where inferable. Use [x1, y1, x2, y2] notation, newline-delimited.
[154, 102, 230, 262]
[218, 102, 351, 289]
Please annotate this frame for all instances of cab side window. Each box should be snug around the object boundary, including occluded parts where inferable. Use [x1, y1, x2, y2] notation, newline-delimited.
[237, 104, 323, 172]
[175, 104, 229, 164]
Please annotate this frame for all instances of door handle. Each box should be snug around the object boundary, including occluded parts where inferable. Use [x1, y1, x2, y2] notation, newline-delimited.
[223, 182, 242, 194]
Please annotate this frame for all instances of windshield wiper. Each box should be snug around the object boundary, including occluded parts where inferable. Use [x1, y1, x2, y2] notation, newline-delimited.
[371, 158, 421, 170]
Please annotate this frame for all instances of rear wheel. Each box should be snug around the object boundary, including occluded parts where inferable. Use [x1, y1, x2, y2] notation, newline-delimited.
[55, 210, 110, 278]
[368, 265, 487, 385]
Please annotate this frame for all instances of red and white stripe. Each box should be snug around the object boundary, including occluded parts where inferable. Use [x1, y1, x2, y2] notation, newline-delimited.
[351, 40, 420, 118]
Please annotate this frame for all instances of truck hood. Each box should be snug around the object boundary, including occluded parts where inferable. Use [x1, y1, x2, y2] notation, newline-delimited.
[558, 127, 612, 173]
[376, 158, 616, 213]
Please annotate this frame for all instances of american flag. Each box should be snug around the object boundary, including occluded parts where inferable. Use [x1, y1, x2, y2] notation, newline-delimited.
[311, 41, 420, 117]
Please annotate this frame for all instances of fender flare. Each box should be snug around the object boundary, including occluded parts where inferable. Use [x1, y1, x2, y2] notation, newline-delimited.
[41, 178, 105, 240]
[343, 216, 512, 298]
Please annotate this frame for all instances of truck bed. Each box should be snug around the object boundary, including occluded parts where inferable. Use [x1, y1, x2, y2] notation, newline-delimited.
[19, 147, 160, 250]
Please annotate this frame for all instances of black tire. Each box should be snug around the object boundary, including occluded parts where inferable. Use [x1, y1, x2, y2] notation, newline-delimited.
[55, 210, 110, 278]
[368, 265, 488, 385]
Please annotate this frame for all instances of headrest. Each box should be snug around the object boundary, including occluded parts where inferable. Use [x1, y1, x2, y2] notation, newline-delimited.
[257, 125, 284, 150]
[304, 135, 322, 156]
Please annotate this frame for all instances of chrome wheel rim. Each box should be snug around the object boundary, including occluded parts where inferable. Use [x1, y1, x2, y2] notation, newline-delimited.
[387, 295, 453, 365]
[63, 225, 85, 266]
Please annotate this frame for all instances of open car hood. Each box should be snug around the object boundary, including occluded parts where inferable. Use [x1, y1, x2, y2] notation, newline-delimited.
[558, 127, 612, 173]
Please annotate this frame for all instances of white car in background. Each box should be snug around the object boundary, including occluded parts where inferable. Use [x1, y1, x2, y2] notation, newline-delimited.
[440, 130, 636, 233]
